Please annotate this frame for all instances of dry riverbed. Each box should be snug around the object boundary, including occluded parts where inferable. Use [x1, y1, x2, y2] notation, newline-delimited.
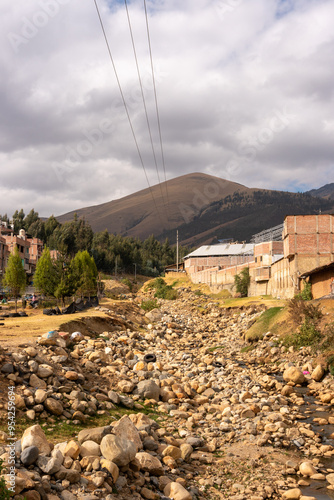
[1, 285, 334, 500]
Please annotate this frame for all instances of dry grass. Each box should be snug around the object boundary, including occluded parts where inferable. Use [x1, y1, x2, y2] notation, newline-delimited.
[0, 297, 119, 347]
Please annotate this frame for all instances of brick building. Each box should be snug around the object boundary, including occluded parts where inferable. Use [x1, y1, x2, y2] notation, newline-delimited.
[185, 214, 334, 299]
[0, 229, 44, 278]
[300, 263, 334, 299]
[184, 243, 254, 276]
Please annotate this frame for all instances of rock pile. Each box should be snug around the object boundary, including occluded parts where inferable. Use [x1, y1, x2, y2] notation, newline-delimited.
[1, 287, 334, 499]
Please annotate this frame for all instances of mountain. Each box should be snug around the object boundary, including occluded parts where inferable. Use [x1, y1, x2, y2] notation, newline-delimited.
[307, 183, 334, 200]
[56, 173, 334, 246]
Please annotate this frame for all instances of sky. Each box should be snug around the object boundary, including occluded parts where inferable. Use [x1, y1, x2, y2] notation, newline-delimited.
[1, 0, 333, 218]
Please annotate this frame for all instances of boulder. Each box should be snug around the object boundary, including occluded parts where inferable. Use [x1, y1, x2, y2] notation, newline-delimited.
[299, 461, 317, 476]
[283, 366, 306, 385]
[100, 434, 136, 466]
[135, 452, 164, 476]
[311, 364, 325, 381]
[37, 364, 54, 378]
[20, 446, 39, 466]
[80, 440, 101, 457]
[44, 398, 63, 416]
[21, 425, 51, 455]
[164, 482, 192, 500]
[113, 415, 142, 451]
[77, 426, 112, 445]
[136, 380, 160, 401]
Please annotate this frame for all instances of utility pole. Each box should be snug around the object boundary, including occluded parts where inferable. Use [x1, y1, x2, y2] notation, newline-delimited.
[176, 230, 179, 272]
[133, 263, 137, 281]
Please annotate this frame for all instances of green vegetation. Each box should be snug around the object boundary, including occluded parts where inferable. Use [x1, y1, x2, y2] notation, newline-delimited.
[3, 247, 27, 312]
[245, 307, 284, 342]
[0, 210, 190, 277]
[148, 278, 178, 300]
[34, 248, 98, 304]
[296, 281, 313, 301]
[234, 267, 250, 297]
[282, 318, 322, 349]
[141, 299, 159, 311]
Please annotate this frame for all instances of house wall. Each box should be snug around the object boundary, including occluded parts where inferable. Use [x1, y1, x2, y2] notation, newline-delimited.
[309, 270, 334, 299]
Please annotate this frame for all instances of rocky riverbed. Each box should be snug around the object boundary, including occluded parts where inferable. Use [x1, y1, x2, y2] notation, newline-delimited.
[1, 287, 334, 500]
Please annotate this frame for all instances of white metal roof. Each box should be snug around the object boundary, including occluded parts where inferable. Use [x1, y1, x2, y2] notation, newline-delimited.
[184, 243, 254, 259]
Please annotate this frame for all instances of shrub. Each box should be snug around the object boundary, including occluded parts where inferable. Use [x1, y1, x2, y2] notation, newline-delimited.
[297, 281, 313, 301]
[141, 299, 159, 311]
[288, 297, 323, 325]
[145, 278, 178, 300]
[282, 319, 322, 349]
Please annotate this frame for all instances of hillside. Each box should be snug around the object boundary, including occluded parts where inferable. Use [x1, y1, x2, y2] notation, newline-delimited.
[308, 183, 334, 200]
[56, 173, 253, 239]
[56, 173, 334, 245]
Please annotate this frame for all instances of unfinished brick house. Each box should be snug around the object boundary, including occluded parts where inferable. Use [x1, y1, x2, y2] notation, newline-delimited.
[271, 214, 334, 298]
[184, 214, 334, 299]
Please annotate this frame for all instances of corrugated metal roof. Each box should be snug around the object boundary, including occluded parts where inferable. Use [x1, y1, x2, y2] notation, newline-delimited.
[184, 243, 254, 259]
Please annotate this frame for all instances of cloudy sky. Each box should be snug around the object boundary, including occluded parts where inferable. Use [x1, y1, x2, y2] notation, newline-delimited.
[1, 0, 333, 218]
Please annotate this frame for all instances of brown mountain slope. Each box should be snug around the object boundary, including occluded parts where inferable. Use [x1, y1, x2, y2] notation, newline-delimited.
[56, 173, 254, 238]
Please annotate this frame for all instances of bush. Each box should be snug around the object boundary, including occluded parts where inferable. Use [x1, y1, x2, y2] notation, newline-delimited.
[141, 299, 159, 311]
[146, 278, 178, 300]
[288, 297, 323, 325]
[282, 319, 322, 349]
[297, 281, 313, 301]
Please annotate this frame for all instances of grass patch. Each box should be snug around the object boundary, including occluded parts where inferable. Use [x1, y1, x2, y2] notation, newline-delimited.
[207, 345, 225, 352]
[245, 307, 284, 342]
[241, 344, 256, 353]
[0, 403, 164, 445]
[141, 299, 159, 312]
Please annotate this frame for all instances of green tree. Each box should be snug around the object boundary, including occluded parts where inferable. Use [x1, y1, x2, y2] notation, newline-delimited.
[24, 209, 39, 231]
[234, 267, 250, 297]
[72, 250, 98, 298]
[34, 248, 59, 297]
[12, 208, 25, 233]
[54, 257, 77, 306]
[3, 247, 26, 312]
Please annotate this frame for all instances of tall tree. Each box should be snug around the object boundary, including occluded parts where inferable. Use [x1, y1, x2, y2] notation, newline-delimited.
[12, 209, 25, 233]
[34, 248, 59, 297]
[3, 247, 26, 312]
[72, 250, 98, 298]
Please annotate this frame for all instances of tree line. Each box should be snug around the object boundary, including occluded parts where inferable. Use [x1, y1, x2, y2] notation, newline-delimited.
[1, 209, 190, 276]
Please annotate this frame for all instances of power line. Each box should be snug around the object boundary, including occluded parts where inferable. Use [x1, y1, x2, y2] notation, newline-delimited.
[92, 0, 164, 227]
[143, 0, 171, 225]
[124, 0, 167, 214]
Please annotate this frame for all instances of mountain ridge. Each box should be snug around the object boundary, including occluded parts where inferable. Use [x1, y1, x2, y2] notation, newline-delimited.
[56, 173, 334, 245]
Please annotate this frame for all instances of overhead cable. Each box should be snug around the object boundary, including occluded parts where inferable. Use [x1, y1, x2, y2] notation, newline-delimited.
[124, 0, 167, 214]
[93, 0, 164, 226]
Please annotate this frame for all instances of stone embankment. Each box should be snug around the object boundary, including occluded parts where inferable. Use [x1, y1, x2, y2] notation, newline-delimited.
[1, 287, 334, 500]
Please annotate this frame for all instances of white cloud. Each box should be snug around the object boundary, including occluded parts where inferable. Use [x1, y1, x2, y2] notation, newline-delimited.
[0, 0, 333, 219]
